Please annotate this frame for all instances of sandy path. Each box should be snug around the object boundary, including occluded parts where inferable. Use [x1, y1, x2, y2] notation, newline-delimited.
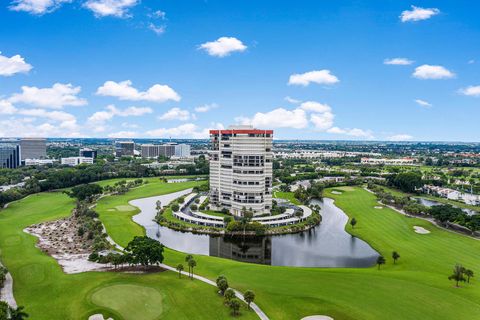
[0, 260, 16, 308]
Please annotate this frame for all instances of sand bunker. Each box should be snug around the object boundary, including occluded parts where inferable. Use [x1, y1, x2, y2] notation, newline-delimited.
[88, 314, 113, 320]
[374, 206, 383, 209]
[301, 316, 334, 320]
[414, 226, 430, 234]
[331, 191, 342, 195]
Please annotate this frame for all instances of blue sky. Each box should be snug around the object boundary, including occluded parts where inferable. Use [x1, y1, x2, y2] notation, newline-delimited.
[1, 0, 479, 141]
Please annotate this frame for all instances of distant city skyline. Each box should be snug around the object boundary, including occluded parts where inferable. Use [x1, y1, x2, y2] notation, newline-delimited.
[1, 1, 480, 141]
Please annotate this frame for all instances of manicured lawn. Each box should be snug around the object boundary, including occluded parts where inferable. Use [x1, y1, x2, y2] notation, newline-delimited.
[99, 184, 480, 320]
[0, 191, 256, 320]
[272, 191, 301, 205]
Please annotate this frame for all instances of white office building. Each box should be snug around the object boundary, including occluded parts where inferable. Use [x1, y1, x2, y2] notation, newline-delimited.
[209, 125, 273, 217]
[174, 144, 191, 158]
[61, 157, 94, 166]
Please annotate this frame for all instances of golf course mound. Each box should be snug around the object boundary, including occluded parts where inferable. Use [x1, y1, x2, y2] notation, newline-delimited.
[90, 284, 164, 320]
[114, 205, 136, 212]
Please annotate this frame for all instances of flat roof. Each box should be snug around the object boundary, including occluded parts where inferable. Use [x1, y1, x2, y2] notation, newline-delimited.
[210, 129, 274, 135]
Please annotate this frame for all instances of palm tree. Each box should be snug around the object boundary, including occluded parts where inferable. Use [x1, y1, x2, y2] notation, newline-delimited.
[464, 269, 474, 283]
[376, 256, 386, 270]
[392, 251, 400, 264]
[350, 217, 357, 229]
[243, 290, 255, 309]
[185, 254, 193, 277]
[176, 264, 184, 278]
[229, 298, 241, 316]
[448, 264, 466, 287]
[9, 306, 29, 320]
[188, 258, 197, 279]
[217, 278, 229, 295]
[224, 288, 235, 302]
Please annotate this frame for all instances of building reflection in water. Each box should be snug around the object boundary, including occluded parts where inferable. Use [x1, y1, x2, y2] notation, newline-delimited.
[209, 236, 272, 265]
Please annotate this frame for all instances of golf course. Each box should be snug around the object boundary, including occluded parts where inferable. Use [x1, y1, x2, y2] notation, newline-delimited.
[1, 178, 480, 319]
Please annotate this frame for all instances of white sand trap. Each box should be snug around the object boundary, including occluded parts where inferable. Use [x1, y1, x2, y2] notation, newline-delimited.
[414, 226, 430, 234]
[374, 206, 383, 209]
[301, 316, 334, 320]
[115, 205, 135, 211]
[88, 314, 113, 320]
[331, 191, 342, 195]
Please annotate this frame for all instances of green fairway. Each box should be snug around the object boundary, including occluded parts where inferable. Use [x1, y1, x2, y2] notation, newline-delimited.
[0, 191, 256, 320]
[272, 191, 301, 205]
[98, 183, 480, 320]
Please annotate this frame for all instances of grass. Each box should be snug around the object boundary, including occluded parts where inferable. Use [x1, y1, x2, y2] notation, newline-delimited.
[0, 191, 256, 320]
[272, 191, 301, 205]
[3, 180, 480, 319]
[98, 183, 480, 320]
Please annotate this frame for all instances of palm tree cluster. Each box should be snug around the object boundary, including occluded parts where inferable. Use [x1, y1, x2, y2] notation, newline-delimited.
[449, 264, 474, 287]
[185, 255, 197, 279]
[215, 275, 255, 316]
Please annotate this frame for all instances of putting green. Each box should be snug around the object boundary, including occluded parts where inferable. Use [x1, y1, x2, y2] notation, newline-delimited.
[90, 284, 164, 320]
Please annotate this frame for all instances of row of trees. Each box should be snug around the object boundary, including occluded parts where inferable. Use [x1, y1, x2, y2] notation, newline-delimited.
[216, 275, 255, 316]
[449, 264, 474, 287]
[376, 251, 401, 270]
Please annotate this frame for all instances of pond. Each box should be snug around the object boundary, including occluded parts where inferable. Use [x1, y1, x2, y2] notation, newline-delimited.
[131, 191, 379, 268]
[415, 198, 478, 216]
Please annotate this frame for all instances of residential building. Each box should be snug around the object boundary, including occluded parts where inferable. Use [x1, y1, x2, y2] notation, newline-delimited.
[174, 144, 191, 158]
[361, 157, 416, 166]
[24, 159, 55, 166]
[79, 148, 97, 159]
[209, 125, 273, 216]
[0, 143, 21, 169]
[20, 138, 46, 161]
[61, 157, 94, 166]
[115, 141, 135, 157]
[141, 144, 176, 158]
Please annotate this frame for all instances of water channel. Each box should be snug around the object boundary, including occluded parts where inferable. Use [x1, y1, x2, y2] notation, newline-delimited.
[131, 190, 379, 268]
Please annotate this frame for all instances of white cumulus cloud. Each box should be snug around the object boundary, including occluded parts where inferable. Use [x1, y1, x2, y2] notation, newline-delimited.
[88, 104, 152, 125]
[0, 100, 18, 114]
[400, 6, 440, 22]
[288, 70, 339, 86]
[0, 53, 33, 76]
[384, 58, 414, 65]
[146, 123, 209, 139]
[415, 99, 432, 107]
[199, 37, 247, 57]
[412, 64, 455, 80]
[236, 108, 309, 129]
[8, 83, 87, 109]
[158, 107, 192, 121]
[96, 80, 180, 103]
[84, 0, 138, 17]
[107, 131, 138, 138]
[194, 103, 218, 113]
[327, 127, 374, 139]
[9, 0, 71, 15]
[459, 85, 480, 97]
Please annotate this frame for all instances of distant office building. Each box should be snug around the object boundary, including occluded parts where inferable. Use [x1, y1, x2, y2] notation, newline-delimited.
[20, 138, 46, 161]
[79, 148, 97, 159]
[209, 125, 273, 216]
[0, 143, 21, 169]
[24, 159, 55, 166]
[174, 144, 191, 158]
[141, 144, 176, 158]
[115, 141, 135, 157]
[61, 157, 94, 166]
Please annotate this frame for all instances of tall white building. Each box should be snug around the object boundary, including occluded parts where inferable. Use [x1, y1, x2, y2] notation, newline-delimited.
[209, 125, 273, 216]
[174, 144, 191, 158]
[61, 157, 94, 166]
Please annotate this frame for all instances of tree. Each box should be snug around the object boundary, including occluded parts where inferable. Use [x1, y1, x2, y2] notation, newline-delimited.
[376, 256, 386, 270]
[176, 264, 184, 278]
[350, 217, 357, 229]
[449, 264, 466, 287]
[243, 290, 255, 309]
[9, 306, 29, 320]
[185, 255, 193, 277]
[224, 288, 235, 302]
[156, 200, 162, 211]
[229, 298, 241, 316]
[392, 251, 400, 264]
[464, 269, 474, 283]
[217, 277, 229, 295]
[188, 258, 197, 279]
[66, 183, 103, 201]
[124, 236, 164, 269]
